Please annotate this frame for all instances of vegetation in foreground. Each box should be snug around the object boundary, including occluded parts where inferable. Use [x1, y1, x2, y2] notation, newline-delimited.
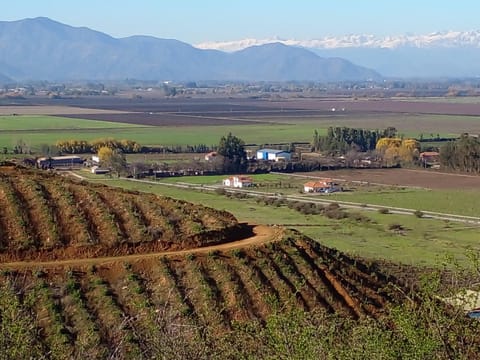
[0, 235, 479, 359]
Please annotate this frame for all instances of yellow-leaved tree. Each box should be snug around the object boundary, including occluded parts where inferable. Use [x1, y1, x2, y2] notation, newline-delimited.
[376, 138, 420, 166]
[97, 146, 114, 163]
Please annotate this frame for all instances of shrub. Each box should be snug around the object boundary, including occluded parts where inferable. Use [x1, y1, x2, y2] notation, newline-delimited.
[231, 248, 245, 259]
[325, 208, 347, 219]
[215, 188, 227, 196]
[414, 210, 424, 218]
[348, 212, 370, 223]
[388, 223, 404, 232]
[208, 250, 220, 258]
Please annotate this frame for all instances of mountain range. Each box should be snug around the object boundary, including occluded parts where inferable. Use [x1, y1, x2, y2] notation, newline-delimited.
[196, 32, 480, 78]
[0, 17, 379, 83]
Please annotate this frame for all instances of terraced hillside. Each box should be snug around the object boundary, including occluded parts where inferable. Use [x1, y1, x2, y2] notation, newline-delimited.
[0, 165, 410, 359]
[0, 166, 246, 262]
[0, 233, 402, 359]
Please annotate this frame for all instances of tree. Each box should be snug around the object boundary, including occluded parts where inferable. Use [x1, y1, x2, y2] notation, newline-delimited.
[217, 133, 247, 173]
[97, 146, 114, 163]
[97, 146, 127, 175]
[376, 138, 420, 166]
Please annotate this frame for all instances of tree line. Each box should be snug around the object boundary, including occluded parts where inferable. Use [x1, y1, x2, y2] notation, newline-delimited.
[312, 126, 397, 153]
[440, 134, 480, 173]
[55, 138, 143, 154]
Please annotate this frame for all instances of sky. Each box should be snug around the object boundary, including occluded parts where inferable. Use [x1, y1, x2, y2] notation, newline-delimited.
[3, 0, 479, 44]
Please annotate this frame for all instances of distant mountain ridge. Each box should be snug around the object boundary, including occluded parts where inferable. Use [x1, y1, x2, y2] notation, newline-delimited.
[196, 31, 480, 51]
[0, 17, 380, 82]
[196, 32, 480, 78]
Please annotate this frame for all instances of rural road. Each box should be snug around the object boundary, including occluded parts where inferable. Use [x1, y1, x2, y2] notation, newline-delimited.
[123, 177, 480, 225]
[0, 225, 280, 269]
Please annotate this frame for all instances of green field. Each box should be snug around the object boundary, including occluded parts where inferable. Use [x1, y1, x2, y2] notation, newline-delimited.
[0, 115, 317, 150]
[329, 188, 480, 217]
[124, 173, 480, 217]
[0, 113, 471, 152]
[88, 177, 480, 267]
[0, 115, 146, 130]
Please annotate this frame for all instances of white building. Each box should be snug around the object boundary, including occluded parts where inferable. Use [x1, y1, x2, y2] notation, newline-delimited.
[256, 148, 291, 162]
[222, 176, 253, 188]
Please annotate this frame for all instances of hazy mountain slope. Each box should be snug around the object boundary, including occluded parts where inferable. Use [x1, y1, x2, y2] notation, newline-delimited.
[0, 17, 380, 81]
[223, 43, 379, 81]
[312, 47, 480, 78]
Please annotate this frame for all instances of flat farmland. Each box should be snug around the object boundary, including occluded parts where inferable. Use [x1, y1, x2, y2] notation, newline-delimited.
[262, 97, 480, 116]
[60, 112, 273, 126]
[47, 96, 480, 137]
[0, 105, 128, 115]
[296, 168, 480, 216]
[0, 115, 144, 131]
[303, 168, 480, 190]
[29, 95, 480, 115]
[3, 96, 480, 149]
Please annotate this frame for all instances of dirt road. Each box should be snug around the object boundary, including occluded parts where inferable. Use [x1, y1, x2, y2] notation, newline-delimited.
[0, 225, 280, 269]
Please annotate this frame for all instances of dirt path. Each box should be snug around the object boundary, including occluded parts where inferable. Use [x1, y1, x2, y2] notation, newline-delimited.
[0, 225, 281, 269]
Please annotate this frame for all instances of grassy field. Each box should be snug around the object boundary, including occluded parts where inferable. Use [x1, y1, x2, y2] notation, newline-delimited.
[1, 117, 315, 150]
[0, 115, 145, 130]
[0, 113, 473, 152]
[329, 188, 480, 217]
[126, 173, 480, 217]
[88, 177, 480, 267]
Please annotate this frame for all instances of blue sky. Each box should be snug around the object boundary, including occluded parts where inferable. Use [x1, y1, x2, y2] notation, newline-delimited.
[3, 1, 478, 43]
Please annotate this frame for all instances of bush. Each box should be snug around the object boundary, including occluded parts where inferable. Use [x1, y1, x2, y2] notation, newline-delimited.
[231, 248, 245, 259]
[388, 223, 404, 232]
[208, 250, 221, 258]
[348, 212, 370, 223]
[326, 202, 340, 211]
[325, 208, 347, 219]
[414, 210, 424, 218]
[215, 188, 227, 196]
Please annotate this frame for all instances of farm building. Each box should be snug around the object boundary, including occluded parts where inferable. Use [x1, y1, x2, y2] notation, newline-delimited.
[420, 151, 440, 167]
[222, 175, 253, 188]
[90, 166, 110, 175]
[256, 148, 291, 161]
[303, 179, 340, 193]
[37, 155, 84, 169]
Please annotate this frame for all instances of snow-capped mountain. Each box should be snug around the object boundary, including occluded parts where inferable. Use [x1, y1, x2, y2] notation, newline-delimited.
[196, 31, 480, 78]
[195, 31, 480, 51]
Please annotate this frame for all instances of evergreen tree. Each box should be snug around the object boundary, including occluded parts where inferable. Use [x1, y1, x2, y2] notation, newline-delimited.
[217, 133, 247, 173]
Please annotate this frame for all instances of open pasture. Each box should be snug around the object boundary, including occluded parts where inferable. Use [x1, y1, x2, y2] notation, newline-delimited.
[0, 115, 144, 131]
[0, 105, 128, 115]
